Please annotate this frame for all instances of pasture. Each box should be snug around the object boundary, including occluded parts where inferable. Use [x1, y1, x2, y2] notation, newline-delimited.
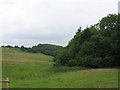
[2, 48, 118, 88]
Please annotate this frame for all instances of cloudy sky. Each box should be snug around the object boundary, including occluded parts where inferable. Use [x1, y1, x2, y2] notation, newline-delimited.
[0, 0, 119, 47]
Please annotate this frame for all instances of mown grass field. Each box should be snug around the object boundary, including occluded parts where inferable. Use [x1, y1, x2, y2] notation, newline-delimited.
[2, 48, 118, 88]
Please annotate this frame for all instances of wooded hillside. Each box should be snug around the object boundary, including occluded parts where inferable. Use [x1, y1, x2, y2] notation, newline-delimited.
[2, 44, 63, 56]
[54, 14, 120, 68]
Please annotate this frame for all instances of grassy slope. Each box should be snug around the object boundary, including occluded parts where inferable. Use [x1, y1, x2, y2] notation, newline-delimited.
[2, 48, 118, 88]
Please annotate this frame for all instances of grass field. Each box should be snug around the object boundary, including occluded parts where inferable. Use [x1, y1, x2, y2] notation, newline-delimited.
[2, 48, 118, 88]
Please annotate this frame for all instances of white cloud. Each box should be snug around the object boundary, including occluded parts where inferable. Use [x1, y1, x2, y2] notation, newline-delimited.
[0, 0, 119, 47]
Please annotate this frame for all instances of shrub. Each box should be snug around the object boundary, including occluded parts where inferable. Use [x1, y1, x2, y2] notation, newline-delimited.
[66, 59, 77, 67]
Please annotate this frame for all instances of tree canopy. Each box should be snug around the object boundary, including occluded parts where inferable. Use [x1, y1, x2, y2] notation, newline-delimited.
[54, 14, 120, 68]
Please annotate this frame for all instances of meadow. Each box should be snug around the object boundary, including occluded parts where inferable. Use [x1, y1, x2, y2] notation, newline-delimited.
[2, 48, 118, 88]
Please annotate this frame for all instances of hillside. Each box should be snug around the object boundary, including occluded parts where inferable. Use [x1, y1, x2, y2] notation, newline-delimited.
[2, 48, 118, 88]
[30, 44, 64, 56]
[3, 44, 64, 56]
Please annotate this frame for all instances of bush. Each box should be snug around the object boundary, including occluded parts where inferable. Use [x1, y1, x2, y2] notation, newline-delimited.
[103, 56, 114, 67]
[66, 59, 77, 67]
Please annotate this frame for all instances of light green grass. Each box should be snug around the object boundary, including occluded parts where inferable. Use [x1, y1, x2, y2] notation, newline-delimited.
[2, 48, 118, 88]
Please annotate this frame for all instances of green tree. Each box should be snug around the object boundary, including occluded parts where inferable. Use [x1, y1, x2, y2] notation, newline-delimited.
[54, 14, 119, 68]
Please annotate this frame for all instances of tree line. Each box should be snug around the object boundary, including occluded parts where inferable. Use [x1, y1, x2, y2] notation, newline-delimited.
[2, 44, 63, 56]
[54, 14, 120, 68]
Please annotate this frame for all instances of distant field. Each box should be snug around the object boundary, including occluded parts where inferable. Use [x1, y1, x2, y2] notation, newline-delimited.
[2, 48, 118, 88]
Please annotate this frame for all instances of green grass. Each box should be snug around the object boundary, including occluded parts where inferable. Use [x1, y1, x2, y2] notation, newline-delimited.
[2, 48, 118, 88]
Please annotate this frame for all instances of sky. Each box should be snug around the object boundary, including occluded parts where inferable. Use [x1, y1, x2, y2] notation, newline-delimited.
[0, 0, 119, 47]
[119, 1, 120, 13]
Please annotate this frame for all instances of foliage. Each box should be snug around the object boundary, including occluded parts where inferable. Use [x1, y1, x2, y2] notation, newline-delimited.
[54, 14, 120, 68]
[30, 44, 63, 56]
[2, 44, 63, 56]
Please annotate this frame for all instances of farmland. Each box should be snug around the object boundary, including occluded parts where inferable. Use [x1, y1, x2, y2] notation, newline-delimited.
[2, 48, 118, 88]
